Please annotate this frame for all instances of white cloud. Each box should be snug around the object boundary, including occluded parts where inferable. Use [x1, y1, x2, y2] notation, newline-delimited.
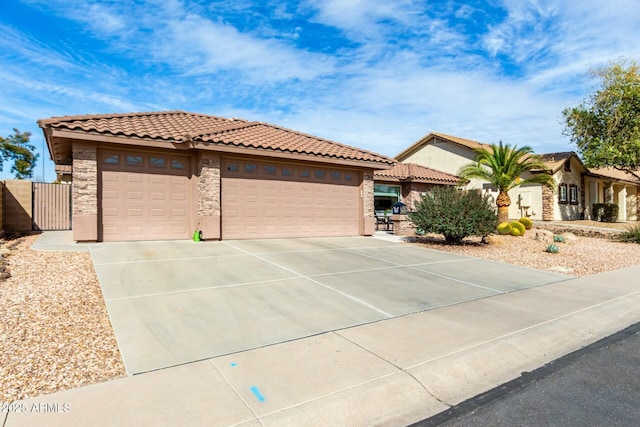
[155, 14, 335, 81]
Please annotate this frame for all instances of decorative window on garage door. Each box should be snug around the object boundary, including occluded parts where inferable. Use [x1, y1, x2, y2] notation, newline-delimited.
[222, 159, 358, 185]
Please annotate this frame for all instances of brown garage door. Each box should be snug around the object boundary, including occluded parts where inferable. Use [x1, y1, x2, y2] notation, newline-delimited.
[99, 150, 191, 241]
[221, 159, 360, 239]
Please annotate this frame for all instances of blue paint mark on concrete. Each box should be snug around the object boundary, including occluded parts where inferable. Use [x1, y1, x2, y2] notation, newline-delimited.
[230, 363, 237, 367]
[250, 386, 266, 402]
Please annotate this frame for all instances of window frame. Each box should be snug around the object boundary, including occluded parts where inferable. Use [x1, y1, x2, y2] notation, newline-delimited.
[569, 184, 579, 205]
[559, 183, 568, 204]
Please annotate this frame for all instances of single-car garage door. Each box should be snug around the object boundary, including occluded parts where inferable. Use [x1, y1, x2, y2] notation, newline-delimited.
[99, 150, 191, 241]
[222, 158, 360, 239]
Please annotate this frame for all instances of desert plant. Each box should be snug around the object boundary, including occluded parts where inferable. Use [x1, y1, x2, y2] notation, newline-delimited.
[519, 217, 533, 230]
[510, 227, 521, 236]
[497, 222, 512, 235]
[553, 235, 565, 243]
[510, 221, 526, 236]
[591, 203, 619, 222]
[614, 225, 640, 244]
[546, 244, 560, 253]
[458, 141, 555, 223]
[409, 186, 498, 245]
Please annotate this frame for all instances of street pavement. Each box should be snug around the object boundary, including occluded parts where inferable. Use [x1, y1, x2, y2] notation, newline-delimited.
[414, 322, 640, 427]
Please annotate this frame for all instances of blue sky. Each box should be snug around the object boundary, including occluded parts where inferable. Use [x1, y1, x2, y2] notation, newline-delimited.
[1, 0, 639, 181]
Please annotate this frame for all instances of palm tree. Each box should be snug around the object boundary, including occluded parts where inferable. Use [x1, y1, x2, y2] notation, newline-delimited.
[458, 141, 555, 224]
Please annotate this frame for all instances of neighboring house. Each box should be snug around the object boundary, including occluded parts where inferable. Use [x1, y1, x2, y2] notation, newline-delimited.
[39, 111, 394, 242]
[534, 152, 588, 221]
[373, 163, 461, 211]
[395, 131, 639, 222]
[584, 168, 640, 221]
[394, 132, 490, 190]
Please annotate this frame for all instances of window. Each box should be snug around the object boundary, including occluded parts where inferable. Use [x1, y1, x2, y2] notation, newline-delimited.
[150, 157, 166, 168]
[244, 163, 257, 173]
[264, 165, 276, 175]
[103, 154, 119, 164]
[559, 184, 568, 204]
[226, 163, 238, 172]
[300, 169, 310, 178]
[314, 169, 326, 179]
[569, 184, 578, 205]
[344, 173, 353, 181]
[127, 155, 143, 166]
[330, 171, 341, 180]
[564, 160, 572, 172]
[281, 167, 292, 176]
[374, 184, 402, 211]
[171, 159, 187, 170]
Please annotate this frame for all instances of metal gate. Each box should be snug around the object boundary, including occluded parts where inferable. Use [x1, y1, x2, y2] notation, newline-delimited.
[32, 182, 72, 231]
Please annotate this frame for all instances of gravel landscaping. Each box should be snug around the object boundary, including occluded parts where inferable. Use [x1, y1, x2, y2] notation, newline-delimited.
[0, 234, 125, 403]
[1, 227, 639, 404]
[413, 226, 640, 277]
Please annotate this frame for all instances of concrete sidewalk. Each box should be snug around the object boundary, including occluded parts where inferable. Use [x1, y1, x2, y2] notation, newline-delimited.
[5, 263, 639, 426]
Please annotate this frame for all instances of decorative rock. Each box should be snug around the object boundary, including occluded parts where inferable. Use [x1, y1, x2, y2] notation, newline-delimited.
[560, 232, 578, 243]
[532, 229, 554, 243]
[485, 235, 506, 245]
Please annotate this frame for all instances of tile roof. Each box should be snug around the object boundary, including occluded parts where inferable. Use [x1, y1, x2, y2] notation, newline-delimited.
[587, 167, 640, 184]
[38, 111, 394, 166]
[374, 163, 462, 185]
[537, 152, 585, 173]
[395, 131, 488, 160]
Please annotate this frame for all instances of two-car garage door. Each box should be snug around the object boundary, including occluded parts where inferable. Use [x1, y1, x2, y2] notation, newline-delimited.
[221, 159, 360, 239]
[98, 150, 362, 241]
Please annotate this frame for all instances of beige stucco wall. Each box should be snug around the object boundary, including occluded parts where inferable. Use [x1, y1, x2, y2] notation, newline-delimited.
[627, 186, 638, 221]
[506, 184, 544, 221]
[401, 141, 482, 189]
[553, 158, 584, 220]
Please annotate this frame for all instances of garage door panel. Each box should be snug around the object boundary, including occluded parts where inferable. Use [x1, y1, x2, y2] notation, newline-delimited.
[222, 160, 359, 239]
[100, 150, 191, 241]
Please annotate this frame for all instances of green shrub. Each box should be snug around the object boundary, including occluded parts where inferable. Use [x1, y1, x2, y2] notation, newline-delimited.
[519, 217, 533, 230]
[592, 203, 619, 222]
[510, 221, 526, 236]
[553, 235, 565, 243]
[546, 244, 560, 253]
[510, 227, 521, 236]
[497, 222, 512, 235]
[409, 186, 498, 245]
[615, 225, 640, 244]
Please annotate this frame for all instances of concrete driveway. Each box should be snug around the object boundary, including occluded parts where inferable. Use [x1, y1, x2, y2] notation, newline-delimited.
[88, 237, 569, 375]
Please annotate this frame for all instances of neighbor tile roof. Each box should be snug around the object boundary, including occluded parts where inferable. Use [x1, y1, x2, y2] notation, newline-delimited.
[587, 167, 640, 184]
[537, 152, 586, 173]
[395, 131, 489, 160]
[38, 111, 394, 166]
[374, 163, 462, 184]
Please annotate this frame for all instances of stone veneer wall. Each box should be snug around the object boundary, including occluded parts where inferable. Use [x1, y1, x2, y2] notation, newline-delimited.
[72, 143, 98, 241]
[362, 171, 375, 235]
[542, 185, 554, 221]
[197, 152, 221, 239]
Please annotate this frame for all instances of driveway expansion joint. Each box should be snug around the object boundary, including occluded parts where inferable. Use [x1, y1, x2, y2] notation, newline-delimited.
[332, 331, 453, 408]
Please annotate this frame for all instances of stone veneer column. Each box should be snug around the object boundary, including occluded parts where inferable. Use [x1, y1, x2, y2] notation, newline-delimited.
[72, 142, 98, 241]
[542, 185, 554, 221]
[196, 152, 221, 240]
[362, 170, 375, 235]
